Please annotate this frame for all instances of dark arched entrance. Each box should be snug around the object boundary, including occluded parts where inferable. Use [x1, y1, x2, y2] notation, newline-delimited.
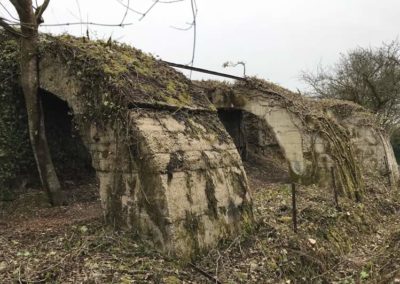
[41, 89, 95, 187]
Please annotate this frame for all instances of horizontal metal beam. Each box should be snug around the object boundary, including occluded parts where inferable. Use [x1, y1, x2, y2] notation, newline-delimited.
[162, 61, 246, 81]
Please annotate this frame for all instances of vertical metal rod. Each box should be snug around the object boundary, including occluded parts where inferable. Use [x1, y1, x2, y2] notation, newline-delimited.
[291, 183, 297, 233]
[331, 167, 340, 210]
[384, 156, 392, 188]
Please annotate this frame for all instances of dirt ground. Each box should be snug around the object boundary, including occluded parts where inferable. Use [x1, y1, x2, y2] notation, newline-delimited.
[1, 162, 400, 283]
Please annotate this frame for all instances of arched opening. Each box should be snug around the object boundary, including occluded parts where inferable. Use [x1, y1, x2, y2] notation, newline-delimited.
[217, 109, 247, 158]
[242, 111, 290, 183]
[40, 89, 96, 198]
[217, 109, 290, 184]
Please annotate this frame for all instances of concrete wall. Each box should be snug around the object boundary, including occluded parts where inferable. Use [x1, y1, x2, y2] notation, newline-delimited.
[327, 107, 399, 187]
[208, 89, 311, 180]
[243, 112, 281, 156]
[205, 81, 398, 194]
[81, 112, 252, 257]
[38, 55, 252, 258]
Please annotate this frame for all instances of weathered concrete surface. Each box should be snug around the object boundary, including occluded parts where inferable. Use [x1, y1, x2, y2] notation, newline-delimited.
[241, 99, 305, 176]
[3, 30, 397, 258]
[37, 45, 252, 258]
[325, 101, 399, 187]
[242, 112, 284, 158]
[201, 79, 399, 194]
[80, 111, 252, 257]
[204, 82, 314, 181]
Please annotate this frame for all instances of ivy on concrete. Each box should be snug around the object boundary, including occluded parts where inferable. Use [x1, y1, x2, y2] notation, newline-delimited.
[199, 77, 368, 200]
[0, 36, 35, 196]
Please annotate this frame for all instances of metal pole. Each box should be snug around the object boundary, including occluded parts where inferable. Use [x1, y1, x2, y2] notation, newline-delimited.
[162, 61, 247, 81]
[291, 183, 297, 233]
[331, 167, 340, 210]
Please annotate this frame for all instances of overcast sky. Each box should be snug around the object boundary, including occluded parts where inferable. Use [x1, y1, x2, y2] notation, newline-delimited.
[2, 0, 400, 91]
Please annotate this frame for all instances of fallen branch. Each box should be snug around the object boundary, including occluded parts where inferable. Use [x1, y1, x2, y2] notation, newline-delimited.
[189, 262, 223, 284]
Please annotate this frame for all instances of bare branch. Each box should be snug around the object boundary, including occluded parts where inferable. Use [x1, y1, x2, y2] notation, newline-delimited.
[188, 0, 197, 78]
[166, 0, 198, 78]
[0, 2, 19, 21]
[6, 19, 133, 28]
[75, 0, 83, 35]
[0, 17, 24, 37]
[35, 0, 50, 24]
[158, 0, 184, 3]
[302, 40, 400, 130]
[120, 0, 130, 25]
[115, 0, 144, 16]
[170, 22, 193, 31]
[139, 0, 160, 21]
[8, 0, 23, 14]
[41, 21, 133, 27]
[114, 0, 186, 23]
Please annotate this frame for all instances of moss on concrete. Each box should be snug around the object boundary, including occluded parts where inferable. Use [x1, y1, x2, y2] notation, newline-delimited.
[37, 33, 212, 123]
[199, 78, 367, 200]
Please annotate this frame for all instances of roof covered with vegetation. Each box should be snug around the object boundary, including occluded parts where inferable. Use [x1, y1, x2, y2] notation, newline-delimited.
[0, 30, 214, 118]
[196, 77, 383, 200]
[196, 77, 376, 124]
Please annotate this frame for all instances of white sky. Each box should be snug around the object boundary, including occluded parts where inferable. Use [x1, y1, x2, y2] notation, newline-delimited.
[2, 0, 400, 91]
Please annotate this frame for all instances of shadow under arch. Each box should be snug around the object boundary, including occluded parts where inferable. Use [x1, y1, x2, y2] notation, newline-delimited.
[40, 88, 95, 183]
[209, 88, 307, 181]
[217, 108, 291, 184]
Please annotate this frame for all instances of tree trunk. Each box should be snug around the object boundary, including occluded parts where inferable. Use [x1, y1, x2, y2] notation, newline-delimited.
[12, 0, 65, 205]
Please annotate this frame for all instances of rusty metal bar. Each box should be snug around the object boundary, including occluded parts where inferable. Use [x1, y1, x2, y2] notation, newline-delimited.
[292, 183, 298, 233]
[331, 167, 340, 210]
[162, 61, 247, 81]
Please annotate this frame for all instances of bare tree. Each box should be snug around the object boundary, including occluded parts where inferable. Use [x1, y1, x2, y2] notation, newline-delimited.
[0, 0, 65, 205]
[302, 40, 400, 135]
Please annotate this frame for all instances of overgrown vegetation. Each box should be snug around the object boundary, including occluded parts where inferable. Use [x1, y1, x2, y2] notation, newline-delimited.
[1, 161, 399, 283]
[302, 40, 400, 131]
[37, 33, 213, 125]
[0, 30, 216, 196]
[199, 78, 368, 200]
[302, 40, 400, 162]
[0, 86, 34, 197]
[0, 33, 94, 198]
[0, 33, 35, 195]
[1, 29, 399, 283]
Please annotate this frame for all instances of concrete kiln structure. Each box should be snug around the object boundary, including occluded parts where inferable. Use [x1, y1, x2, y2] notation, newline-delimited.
[0, 31, 398, 258]
[199, 79, 399, 197]
[0, 33, 252, 258]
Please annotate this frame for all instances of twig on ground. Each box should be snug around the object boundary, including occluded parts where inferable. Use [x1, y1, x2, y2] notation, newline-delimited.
[189, 262, 223, 284]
